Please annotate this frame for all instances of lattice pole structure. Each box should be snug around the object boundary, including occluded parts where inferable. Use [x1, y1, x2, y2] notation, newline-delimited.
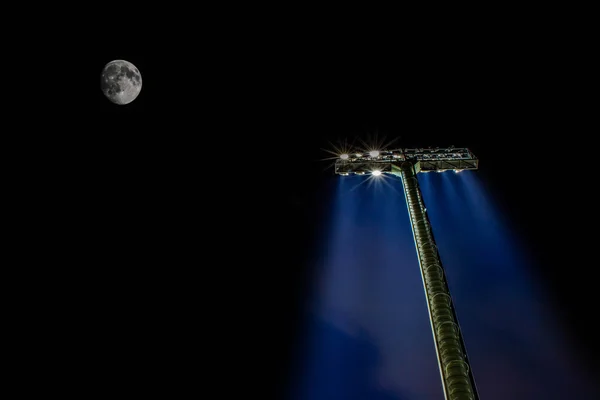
[392, 161, 478, 400]
[334, 147, 480, 400]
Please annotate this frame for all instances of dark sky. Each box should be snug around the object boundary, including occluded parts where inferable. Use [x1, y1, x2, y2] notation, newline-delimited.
[30, 11, 596, 398]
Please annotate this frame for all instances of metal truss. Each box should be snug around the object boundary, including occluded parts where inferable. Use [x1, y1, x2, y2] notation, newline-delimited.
[334, 147, 478, 175]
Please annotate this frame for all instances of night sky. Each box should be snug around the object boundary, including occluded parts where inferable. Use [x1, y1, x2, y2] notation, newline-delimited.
[30, 11, 597, 398]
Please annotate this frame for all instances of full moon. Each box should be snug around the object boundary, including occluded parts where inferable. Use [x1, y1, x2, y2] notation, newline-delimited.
[101, 60, 142, 105]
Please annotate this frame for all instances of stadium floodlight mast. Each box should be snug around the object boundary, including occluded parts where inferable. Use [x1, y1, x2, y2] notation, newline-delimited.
[334, 146, 480, 400]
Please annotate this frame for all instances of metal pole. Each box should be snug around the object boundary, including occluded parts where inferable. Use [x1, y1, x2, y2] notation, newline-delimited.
[393, 161, 479, 400]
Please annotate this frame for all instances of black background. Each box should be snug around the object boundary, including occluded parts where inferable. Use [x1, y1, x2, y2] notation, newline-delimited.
[18, 8, 598, 397]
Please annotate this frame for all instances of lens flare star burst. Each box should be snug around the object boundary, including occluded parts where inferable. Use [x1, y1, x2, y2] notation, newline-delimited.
[320, 134, 400, 173]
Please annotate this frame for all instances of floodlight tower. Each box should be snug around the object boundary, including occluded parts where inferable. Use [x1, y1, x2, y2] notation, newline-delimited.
[335, 147, 480, 400]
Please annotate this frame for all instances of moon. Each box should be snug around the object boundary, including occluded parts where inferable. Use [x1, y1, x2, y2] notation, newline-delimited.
[101, 60, 142, 105]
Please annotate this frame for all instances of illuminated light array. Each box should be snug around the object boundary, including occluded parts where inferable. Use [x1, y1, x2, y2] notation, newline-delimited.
[334, 147, 478, 176]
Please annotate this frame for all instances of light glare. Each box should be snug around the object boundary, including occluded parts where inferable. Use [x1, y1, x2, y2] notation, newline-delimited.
[340, 153, 349, 160]
[372, 170, 382, 176]
[369, 150, 380, 157]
